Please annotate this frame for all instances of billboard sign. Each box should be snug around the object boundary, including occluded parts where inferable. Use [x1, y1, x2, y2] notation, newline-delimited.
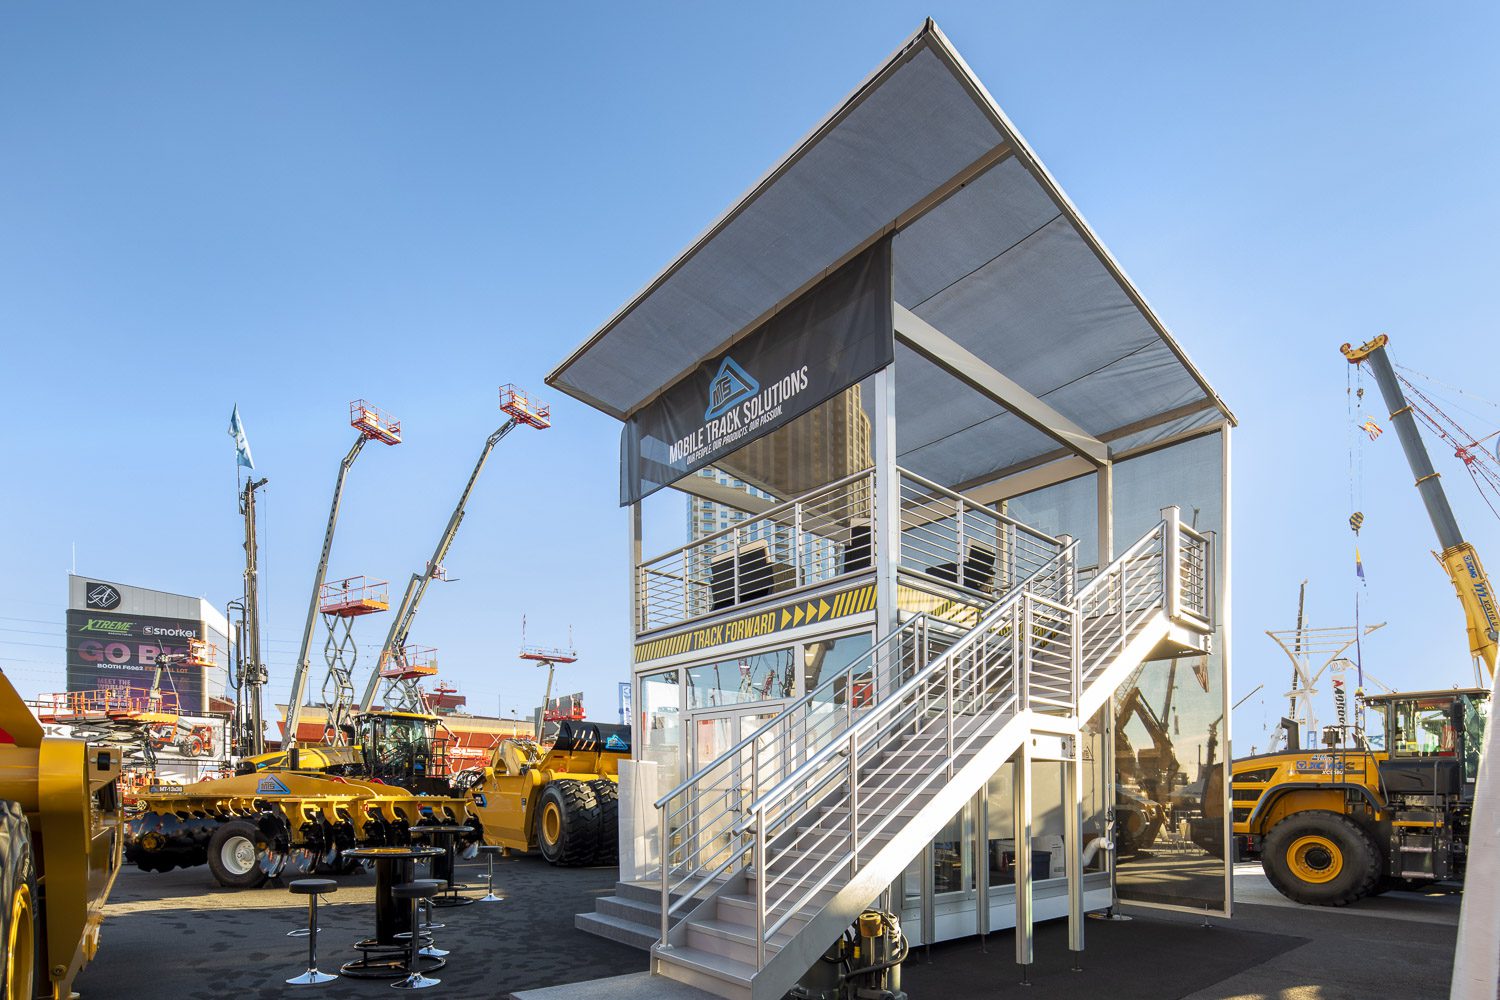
[65, 610, 207, 713]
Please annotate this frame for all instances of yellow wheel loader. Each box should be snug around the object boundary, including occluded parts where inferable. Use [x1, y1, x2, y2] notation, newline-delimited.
[1232, 688, 1489, 904]
[0, 668, 123, 999]
[461, 721, 629, 866]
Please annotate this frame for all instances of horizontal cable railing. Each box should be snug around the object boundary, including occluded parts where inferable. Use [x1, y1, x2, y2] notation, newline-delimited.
[898, 469, 1064, 599]
[635, 468, 1068, 636]
[637, 470, 875, 634]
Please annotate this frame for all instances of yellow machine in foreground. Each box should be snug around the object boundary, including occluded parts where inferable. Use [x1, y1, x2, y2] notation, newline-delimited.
[127, 710, 470, 887]
[462, 720, 629, 866]
[0, 668, 123, 999]
[1233, 688, 1489, 904]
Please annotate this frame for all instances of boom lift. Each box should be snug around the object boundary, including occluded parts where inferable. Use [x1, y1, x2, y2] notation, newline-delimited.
[281, 400, 402, 747]
[360, 385, 550, 716]
[1229, 336, 1496, 905]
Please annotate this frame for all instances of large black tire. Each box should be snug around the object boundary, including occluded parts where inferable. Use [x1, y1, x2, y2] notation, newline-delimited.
[534, 779, 601, 867]
[207, 819, 270, 889]
[0, 801, 39, 1000]
[1262, 810, 1380, 906]
[590, 778, 620, 866]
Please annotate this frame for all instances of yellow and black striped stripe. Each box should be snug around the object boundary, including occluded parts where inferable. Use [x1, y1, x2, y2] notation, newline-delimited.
[635, 582, 877, 663]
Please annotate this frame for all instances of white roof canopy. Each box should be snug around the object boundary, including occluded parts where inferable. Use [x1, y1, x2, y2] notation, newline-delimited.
[549, 20, 1232, 496]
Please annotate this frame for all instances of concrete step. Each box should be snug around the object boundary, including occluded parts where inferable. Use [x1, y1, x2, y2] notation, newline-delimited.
[597, 893, 683, 929]
[574, 910, 662, 951]
[655, 944, 754, 1000]
[615, 879, 696, 907]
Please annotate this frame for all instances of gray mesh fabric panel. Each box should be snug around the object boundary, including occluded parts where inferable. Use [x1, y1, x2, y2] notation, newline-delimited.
[559, 46, 999, 417]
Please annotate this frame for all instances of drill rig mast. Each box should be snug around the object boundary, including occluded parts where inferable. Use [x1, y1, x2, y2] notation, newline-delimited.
[361, 386, 550, 714]
[238, 475, 269, 755]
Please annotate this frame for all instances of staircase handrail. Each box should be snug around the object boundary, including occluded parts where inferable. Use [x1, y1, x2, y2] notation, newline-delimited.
[732, 540, 1078, 829]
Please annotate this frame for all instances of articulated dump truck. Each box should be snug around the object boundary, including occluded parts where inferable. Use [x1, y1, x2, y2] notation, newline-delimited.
[0, 667, 123, 1000]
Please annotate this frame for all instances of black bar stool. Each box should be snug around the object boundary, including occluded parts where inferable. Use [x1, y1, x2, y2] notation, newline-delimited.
[396, 879, 448, 958]
[477, 845, 505, 902]
[390, 882, 441, 990]
[286, 878, 339, 986]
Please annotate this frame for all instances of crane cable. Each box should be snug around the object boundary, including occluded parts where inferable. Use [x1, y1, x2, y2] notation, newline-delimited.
[1348, 362, 1368, 697]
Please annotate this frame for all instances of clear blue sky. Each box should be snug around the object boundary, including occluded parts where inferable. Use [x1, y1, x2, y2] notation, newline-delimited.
[2, 3, 1497, 750]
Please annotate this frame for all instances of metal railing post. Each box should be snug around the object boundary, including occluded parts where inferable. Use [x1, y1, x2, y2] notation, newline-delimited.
[1161, 507, 1182, 622]
[946, 645, 955, 778]
[681, 550, 690, 622]
[848, 729, 860, 874]
[754, 810, 767, 969]
[732, 530, 742, 607]
[956, 496, 967, 591]
[1020, 595, 1033, 712]
[793, 502, 804, 587]
[659, 807, 671, 949]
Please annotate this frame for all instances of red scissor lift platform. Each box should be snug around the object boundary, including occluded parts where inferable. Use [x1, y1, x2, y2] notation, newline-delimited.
[379, 645, 439, 682]
[319, 576, 391, 617]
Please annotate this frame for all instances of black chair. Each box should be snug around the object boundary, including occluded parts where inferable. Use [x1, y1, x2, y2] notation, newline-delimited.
[286, 878, 339, 986]
[477, 845, 505, 902]
[390, 882, 442, 990]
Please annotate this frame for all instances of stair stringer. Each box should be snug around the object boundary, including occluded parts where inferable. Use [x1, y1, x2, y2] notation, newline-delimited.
[745, 711, 1031, 1000]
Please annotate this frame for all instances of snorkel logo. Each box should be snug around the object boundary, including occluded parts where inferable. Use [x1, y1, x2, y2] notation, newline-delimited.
[705, 357, 758, 420]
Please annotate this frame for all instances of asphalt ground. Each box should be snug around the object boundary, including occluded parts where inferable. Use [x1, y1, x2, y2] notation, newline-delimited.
[75, 859, 1461, 999]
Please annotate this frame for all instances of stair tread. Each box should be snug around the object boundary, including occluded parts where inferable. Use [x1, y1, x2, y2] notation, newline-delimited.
[656, 944, 756, 986]
[688, 917, 794, 948]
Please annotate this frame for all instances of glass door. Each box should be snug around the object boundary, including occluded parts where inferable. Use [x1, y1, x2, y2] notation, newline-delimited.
[690, 706, 782, 871]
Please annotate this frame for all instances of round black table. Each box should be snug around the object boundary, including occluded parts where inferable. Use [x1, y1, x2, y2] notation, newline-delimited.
[410, 824, 477, 908]
[338, 844, 445, 979]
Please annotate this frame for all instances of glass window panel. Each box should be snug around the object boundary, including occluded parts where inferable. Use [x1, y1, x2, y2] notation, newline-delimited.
[639, 668, 682, 789]
[1111, 431, 1228, 912]
[686, 646, 796, 708]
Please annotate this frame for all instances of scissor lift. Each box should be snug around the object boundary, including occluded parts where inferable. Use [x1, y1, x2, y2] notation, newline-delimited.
[317, 576, 391, 742]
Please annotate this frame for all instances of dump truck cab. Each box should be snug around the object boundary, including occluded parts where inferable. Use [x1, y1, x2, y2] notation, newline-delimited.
[1232, 687, 1488, 905]
[464, 721, 629, 867]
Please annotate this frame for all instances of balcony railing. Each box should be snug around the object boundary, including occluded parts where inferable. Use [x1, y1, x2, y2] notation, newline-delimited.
[634, 467, 1070, 636]
[637, 470, 875, 634]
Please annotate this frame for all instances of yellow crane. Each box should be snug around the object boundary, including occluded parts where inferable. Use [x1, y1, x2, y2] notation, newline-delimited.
[1341, 334, 1498, 680]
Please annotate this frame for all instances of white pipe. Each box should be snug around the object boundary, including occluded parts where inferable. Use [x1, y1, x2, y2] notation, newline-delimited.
[1081, 836, 1112, 868]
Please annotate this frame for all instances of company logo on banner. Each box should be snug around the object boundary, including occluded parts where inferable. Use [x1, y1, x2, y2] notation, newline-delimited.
[621, 240, 893, 506]
[669, 358, 809, 469]
[85, 582, 122, 610]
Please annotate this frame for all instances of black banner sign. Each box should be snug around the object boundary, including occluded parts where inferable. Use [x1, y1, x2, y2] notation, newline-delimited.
[65, 610, 206, 713]
[620, 240, 893, 505]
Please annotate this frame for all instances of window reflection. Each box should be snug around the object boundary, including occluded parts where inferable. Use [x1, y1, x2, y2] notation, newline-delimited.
[686, 647, 795, 708]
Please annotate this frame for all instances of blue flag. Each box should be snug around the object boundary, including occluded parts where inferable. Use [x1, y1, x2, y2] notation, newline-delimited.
[228, 404, 255, 470]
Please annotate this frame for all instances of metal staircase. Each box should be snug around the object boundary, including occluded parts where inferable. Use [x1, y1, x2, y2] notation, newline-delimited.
[650, 507, 1213, 1000]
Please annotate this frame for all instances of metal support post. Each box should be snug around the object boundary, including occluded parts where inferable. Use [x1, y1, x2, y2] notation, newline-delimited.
[873, 364, 899, 658]
[1014, 738, 1033, 980]
[1064, 733, 1084, 968]
[1162, 505, 1182, 621]
[975, 787, 990, 946]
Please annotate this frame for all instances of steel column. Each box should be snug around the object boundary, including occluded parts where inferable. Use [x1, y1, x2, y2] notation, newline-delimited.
[1014, 738, 1033, 976]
